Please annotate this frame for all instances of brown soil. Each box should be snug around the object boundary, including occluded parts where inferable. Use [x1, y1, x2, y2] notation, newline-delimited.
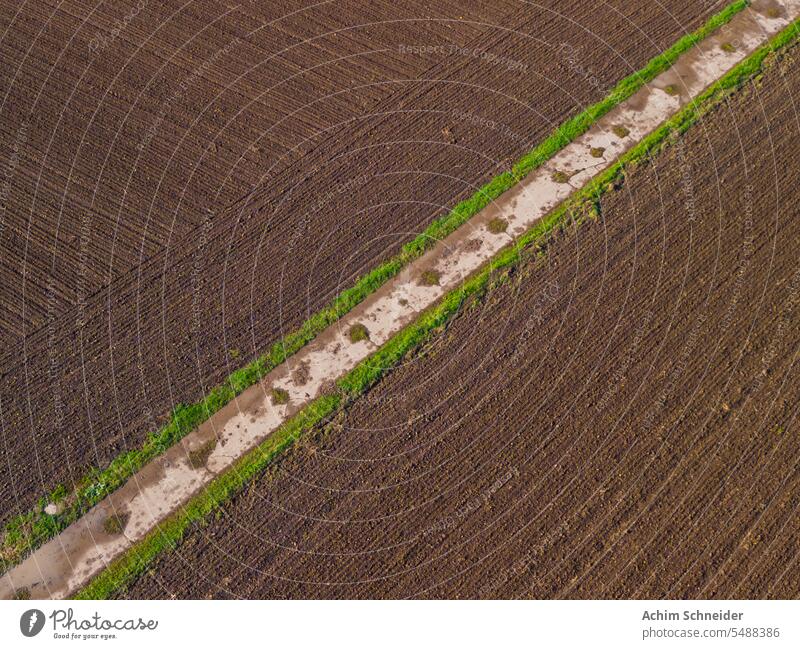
[122, 41, 800, 599]
[0, 0, 512, 341]
[0, 1, 726, 526]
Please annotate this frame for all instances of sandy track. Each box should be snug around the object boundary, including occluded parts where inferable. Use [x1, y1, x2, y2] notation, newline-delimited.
[122, 38, 800, 599]
[0, 0, 727, 529]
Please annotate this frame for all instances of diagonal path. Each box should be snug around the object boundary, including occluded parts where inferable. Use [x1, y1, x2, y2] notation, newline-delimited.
[2, 0, 798, 600]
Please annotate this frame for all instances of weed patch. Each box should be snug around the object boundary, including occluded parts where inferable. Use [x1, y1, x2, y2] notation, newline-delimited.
[487, 218, 509, 234]
[348, 323, 370, 343]
[420, 270, 441, 286]
[187, 439, 217, 469]
[612, 125, 630, 138]
[103, 513, 128, 535]
[551, 170, 571, 183]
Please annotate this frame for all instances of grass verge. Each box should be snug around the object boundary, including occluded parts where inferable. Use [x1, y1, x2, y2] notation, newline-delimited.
[0, 0, 749, 572]
[74, 14, 799, 600]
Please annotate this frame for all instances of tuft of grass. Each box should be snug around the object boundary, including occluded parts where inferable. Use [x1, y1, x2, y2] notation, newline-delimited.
[228, 348, 240, 360]
[76, 12, 800, 600]
[348, 323, 370, 343]
[721, 41, 737, 53]
[0, 0, 753, 575]
[611, 125, 630, 138]
[420, 270, 441, 286]
[103, 513, 128, 536]
[187, 439, 217, 469]
[13, 588, 31, 600]
[767, 8, 781, 19]
[664, 84, 680, 96]
[486, 217, 509, 234]
[590, 147, 605, 158]
[271, 388, 290, 406]
[551, 170, 571, 183]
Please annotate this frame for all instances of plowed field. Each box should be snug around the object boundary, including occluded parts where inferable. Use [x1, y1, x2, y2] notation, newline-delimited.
[0, 0, 515, 340]
[0, 0, 728, 529]
[123, 40, 800, 599]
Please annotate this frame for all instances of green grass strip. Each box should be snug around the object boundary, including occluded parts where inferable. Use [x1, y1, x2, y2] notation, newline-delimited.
[74, 15, 799, 600]
[0, 0, 749, 572]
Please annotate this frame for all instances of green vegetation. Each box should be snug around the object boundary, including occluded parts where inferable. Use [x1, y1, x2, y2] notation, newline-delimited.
[0, 0, 752, 574]
[348, 323, 370, 343]
[271, 388, 290, 406]
[612, 125, 630, 138]
[103, 514, 128, 536]
[420, 270, 441, 286]
[721, 42, 737, 53]
[187, 439, 218, 469]
[13, 588, 31, 600]
[487, 218, 509, 234]
[76, 9, 799, 600]
[664, 84, 680, 96]
[590, 147, 605, 158]
[551, 170, 571, 183]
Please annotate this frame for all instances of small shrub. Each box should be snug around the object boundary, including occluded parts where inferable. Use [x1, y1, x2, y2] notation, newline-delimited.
[271, 387, 290, 405]
[611, 125, 629, 138]
[766, 8, 781, 18]
[13, 588, 30, 600]
[420, 270, 441, 286]
[348, 323, 370, 343]
[229, 348, 240, 360]
[103, 513, 128, 535]
[720, 42, 736, 53]
[551, 170, 570, 183]
[486, 217, 508, 234]
[590, 147, 605, 158]
[187, 438, 217, 468]
[664, 84, 679, 96]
